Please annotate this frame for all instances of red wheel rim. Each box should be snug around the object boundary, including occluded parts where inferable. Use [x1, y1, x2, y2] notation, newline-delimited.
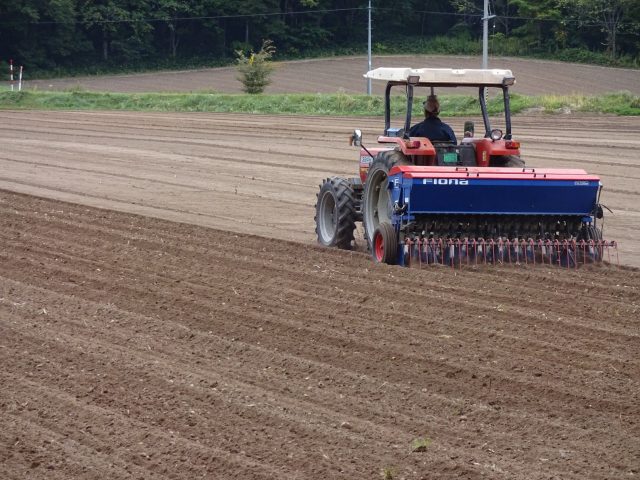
[374, 231, 384, 261]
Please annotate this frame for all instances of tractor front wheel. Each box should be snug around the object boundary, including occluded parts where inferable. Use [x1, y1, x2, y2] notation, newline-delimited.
[315, 176, 357, 249]
[362, 150, 409, 249]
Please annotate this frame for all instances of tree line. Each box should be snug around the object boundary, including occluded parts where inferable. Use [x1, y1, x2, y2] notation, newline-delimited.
[1, 0, 638, 74]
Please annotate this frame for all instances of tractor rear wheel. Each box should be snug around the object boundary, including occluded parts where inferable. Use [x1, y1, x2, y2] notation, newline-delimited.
[372, 222, 397, 264]
[315, 176, 357, 249]
[362, 149, 409, 249]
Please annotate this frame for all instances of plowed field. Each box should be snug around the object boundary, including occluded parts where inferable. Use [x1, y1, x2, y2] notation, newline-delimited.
[27, 55, 640, 95]
[1, 110, 638, 266]
[2, 56, 640, 477]
[1, 189, 639, 480]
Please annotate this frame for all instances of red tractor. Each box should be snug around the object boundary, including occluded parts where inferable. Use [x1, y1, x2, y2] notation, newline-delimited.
[315, 67, 615, 267]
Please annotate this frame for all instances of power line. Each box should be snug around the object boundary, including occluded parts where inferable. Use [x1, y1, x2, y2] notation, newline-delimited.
[403, 9, 638, 29]
[14, 7, 368, 26]
[5, 6, 638, 31]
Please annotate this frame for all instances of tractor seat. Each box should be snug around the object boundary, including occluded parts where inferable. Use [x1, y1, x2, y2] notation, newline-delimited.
[434, 143, 476, 167]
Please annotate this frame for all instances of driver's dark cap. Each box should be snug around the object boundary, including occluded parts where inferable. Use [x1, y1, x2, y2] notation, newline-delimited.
[423, 95, 440, 114]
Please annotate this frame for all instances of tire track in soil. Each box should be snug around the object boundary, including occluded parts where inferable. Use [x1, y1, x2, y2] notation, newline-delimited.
[1, 190, 638, 479]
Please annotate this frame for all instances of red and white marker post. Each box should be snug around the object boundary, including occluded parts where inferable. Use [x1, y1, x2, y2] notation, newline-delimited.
[9, 59, 15, 91]
[7, 60, 24, 91]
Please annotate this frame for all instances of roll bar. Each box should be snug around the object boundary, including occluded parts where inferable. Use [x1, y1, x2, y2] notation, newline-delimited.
[383, 82, 513, 139]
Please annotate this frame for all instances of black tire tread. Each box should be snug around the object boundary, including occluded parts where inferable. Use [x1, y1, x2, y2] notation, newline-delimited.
[314, 176, 357, 249]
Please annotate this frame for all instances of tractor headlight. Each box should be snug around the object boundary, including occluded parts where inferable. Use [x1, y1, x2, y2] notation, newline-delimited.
[490, 129, 503, 141]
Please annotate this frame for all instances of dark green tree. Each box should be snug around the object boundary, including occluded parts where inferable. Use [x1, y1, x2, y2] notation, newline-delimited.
[0, 0, 637, 73]
[561, 0, 636, 58]
[79, 0, 153, 62]
[509, 0, 564, 51]
[0, 0, 90, 68]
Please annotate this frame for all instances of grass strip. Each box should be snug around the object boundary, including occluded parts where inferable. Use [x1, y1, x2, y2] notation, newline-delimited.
[0, 90, 638, 116]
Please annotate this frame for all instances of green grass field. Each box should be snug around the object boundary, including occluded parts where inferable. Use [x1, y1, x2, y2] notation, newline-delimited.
[1, 90, 638, 116]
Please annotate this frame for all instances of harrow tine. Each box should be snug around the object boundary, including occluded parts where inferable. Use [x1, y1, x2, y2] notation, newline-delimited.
[474, 239, 478, 267]
[432, 239, 437, 265]
[423, 239, 428, 265]
[531, 239, 536, 266]
[466, 239, 470, 267]
[452, 239, 457, 269]
[399, 236, 617, 269]
[507, 240, 518, 265]
[545, 240, 551, 265]
[431, 238, 438, 265]
[424, 239, 429, 265]
[490, 239, 496, 265]
[482, 239, 487, 265]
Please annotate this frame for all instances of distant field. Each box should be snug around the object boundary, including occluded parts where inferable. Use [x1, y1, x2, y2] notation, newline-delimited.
[26, 55, 640, 96]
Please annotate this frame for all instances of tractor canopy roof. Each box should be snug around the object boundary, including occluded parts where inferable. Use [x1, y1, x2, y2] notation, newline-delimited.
[364, 67, 515, 87]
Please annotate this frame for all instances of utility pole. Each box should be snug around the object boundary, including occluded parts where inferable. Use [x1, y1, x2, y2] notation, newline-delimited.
[482, 0, 495, 70]
[482, 0, 495, 101]
[367, 0, 372, 95]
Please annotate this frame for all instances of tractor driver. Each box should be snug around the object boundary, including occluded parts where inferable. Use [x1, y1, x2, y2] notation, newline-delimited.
[409, 95, 457, 144]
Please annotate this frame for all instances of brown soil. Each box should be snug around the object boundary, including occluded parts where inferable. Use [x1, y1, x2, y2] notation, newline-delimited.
[1, 110, 638, 266]
[27, 55, 640, 95]
[1, 189, 639, 480]
[1, 87, 639, 478]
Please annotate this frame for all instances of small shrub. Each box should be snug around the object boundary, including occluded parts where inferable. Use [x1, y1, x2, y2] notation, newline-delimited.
[411, 436, 432, 452]
[373, 42, 389, 53]
[235, 40, 276, 94]
[381, 466, 395, 479]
